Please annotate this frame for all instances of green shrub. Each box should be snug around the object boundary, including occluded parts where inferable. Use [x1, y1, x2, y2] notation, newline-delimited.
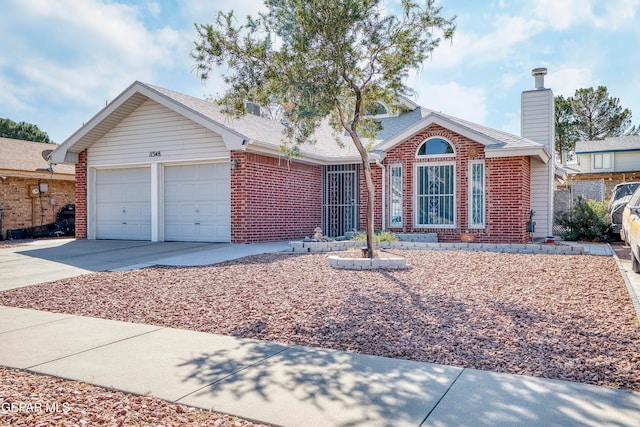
[554, 196, 611, 241]
[350, 231, 399, 243]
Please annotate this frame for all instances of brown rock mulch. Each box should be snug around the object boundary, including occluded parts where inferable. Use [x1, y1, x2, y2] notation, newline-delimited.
[0, 367, 268, 426]
[2, 250, 639, 392]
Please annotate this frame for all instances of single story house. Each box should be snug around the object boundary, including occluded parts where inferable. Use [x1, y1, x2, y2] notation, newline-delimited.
[0, 137, 75, 239]
[51, 68, 555, 244]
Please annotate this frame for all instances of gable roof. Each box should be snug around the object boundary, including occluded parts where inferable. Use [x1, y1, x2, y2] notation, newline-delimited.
[575, 135, 640, 154]
[51, 81, 360, 165]
[374, 108, 551, 163]
[0, 137, 75, 179]
[51, 81, 550, 165]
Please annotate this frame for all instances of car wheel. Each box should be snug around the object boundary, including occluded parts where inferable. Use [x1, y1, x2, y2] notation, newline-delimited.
[633, 250, 640, 274]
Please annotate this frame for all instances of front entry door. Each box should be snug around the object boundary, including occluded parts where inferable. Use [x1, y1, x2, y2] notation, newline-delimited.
[323, 164, 359, 237]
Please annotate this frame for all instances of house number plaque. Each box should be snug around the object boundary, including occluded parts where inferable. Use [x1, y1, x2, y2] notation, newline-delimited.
[149, 151, 161, 157]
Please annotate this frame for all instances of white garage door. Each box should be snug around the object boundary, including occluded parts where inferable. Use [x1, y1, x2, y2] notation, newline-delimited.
[164, 163, 231, 242]
[96, 167, 151, 240]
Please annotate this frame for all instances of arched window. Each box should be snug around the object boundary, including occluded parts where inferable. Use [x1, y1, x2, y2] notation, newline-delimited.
[417, 137, 454, 156]
[368, 102, 388, 116]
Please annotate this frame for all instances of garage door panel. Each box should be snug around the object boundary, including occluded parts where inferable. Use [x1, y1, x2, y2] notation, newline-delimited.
[164, 164, 230, 242]
[96, 167, 151, 240]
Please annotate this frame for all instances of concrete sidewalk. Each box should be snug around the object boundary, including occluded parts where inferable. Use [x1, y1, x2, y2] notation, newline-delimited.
[2, 306, 640, 427]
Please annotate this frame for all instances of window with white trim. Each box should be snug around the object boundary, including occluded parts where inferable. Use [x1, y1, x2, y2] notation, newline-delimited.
[469, 161, 485, 228]
[593, 153, 612, 170]
[390, 165, 402, 227]
[417, 137, 455, 157]
[415, 162, 455, 227]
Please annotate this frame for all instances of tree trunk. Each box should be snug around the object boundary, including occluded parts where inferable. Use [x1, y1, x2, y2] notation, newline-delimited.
[362, 158, 376, 258]
[346, 123, 376, 258]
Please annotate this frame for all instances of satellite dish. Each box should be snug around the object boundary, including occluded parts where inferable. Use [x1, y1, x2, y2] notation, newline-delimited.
[41, 149, 54, 161]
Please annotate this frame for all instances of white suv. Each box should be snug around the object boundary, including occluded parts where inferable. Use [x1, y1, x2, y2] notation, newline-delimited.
[621, 186, 640, 273]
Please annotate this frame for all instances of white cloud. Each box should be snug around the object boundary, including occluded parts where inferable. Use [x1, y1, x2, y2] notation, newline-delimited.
[532, 0, 640, 30]
[0, 75, 31, 114]
[548, 67, 594, 97]
[427, 14, 545, 69]
[412, 81, 488, 124]
[596, 0, 640, 29]
[531, 0, 593, 30]
[5, 0, 187, 103]
[147, 2, 161, 15]
[180, 0, 268, 24]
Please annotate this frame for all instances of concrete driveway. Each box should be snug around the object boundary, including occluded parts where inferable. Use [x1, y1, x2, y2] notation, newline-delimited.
[0, 239, 228, 291]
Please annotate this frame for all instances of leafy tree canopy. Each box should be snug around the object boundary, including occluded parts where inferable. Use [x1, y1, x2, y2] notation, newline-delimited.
[555, 86, 639, 155]
[192, 0, 455, 257]
[0, 118, 53, 144]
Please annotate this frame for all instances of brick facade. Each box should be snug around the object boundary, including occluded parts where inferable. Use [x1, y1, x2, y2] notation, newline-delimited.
[230, 151, 323, 243]
[74, 150, 88, 239]
[72, 129, 533, 244]
[367, 124, 532, 244]
[359, 164, 383, 231]
[0, 177, 75, 239]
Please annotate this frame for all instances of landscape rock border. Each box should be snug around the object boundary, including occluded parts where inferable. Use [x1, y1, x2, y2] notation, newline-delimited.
[290, 240, 588, 255]
[328, 252, 410, 270]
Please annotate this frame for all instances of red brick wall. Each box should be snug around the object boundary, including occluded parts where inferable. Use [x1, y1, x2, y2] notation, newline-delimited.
[75, 150, 88, 239]
[486, 157, 531, 243]
[0, 177, 75, 239]
[378, 124, 532, 243]
[359, 163, 383, 231]
[230, 151, 323, 243]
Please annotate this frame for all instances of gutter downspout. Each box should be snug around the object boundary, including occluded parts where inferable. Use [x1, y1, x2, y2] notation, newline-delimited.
[375, 159, 386, 231]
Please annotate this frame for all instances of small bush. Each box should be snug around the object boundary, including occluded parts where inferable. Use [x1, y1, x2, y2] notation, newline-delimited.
[350, 231, 399, 243]
[554, 196, 611, 241]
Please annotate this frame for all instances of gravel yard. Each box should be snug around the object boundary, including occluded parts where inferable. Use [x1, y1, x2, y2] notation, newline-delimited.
[2, 249, 640, 393]
[0, 367, 267, 426]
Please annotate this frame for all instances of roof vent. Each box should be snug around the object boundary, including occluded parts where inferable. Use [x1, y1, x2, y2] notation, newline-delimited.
[532, 67, 547, 89]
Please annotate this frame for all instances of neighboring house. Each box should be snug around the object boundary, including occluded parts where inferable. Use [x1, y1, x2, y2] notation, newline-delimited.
[51, 68, 555, 244]
[567, 136, 640, 200]
[575, 136, 640, 176]
[0, 137, 75, 239]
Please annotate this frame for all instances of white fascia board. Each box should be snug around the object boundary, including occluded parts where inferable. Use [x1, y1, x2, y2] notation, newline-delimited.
[484, 146, 551, 163]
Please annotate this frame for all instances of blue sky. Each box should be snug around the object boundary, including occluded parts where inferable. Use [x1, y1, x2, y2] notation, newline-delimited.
[2, 0, 639, 144]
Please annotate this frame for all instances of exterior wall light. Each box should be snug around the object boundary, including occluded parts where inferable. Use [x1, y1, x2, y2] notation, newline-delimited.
[230, 157, 239, 171]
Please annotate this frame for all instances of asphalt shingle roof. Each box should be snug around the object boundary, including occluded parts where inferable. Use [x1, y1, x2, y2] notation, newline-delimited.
[575, 135, 640, 153]
[53, 81, 549, 164]
[148, 84, 359, 159]
[423, 109, 545, 151]
[0, 137, 74, 175]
